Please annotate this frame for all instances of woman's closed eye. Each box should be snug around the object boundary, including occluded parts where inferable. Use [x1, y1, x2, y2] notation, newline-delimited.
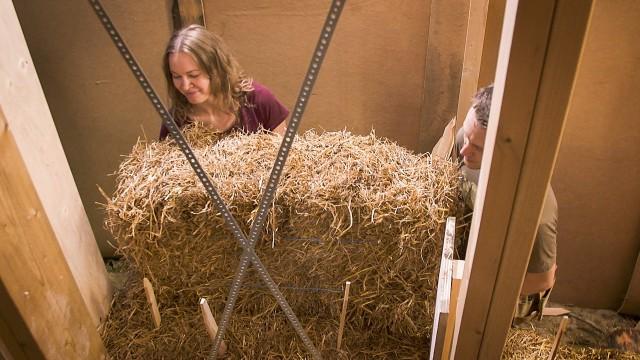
[171, 71, 201, 80]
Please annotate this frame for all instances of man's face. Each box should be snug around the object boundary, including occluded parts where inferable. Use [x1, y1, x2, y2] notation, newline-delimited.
[460, 107, 486, 170]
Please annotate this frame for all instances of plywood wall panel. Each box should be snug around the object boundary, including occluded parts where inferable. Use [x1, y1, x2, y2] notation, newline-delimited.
[552, 0, 640, 309]
[203, 0, 432, 151]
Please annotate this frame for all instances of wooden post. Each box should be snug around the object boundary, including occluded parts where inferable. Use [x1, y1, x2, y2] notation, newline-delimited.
[451, 0, 593, 358]
[143, 278, 161, 329]
[547, 316, 570, 360]
[199, 298, 227, 356]
[419, 0, 471, 152]
[454, 0, 506, 130]
[336, 281, 352, 349]
[0, 106, 106, 359]
[173, 0, 206, 29]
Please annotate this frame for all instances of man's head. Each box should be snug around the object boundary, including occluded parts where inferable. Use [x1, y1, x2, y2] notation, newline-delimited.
[460, 84, 493, 169]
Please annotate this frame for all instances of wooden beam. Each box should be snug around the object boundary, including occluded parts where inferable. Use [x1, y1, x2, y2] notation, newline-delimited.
[454, 0, 505, 129]
[0, 0, 111, 325]
[451, 0, 593, 358]
[419, 0, 471, 152]
[1, 280, 45, 360]
[173, 0, 206, 30]
[0, 107, 106, 358]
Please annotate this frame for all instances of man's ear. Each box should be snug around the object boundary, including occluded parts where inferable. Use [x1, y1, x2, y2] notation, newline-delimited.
[431, 117, 457, 160]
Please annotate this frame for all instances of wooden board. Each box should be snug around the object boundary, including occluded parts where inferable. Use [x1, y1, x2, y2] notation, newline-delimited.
[454, 0, 505, 129]
[0, 106, 106, 359]
[430, 217, 456, 359]
[451, 0, 593, 358]
[0, 0, 111, 324]
[443, 260, 465, 360]
[419, 0, 470, 152]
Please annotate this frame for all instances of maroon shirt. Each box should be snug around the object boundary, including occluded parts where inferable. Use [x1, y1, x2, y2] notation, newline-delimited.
[159, 81, 289, 140]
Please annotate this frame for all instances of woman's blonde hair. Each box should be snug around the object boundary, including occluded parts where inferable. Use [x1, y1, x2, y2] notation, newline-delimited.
[163, 25, 253, 124]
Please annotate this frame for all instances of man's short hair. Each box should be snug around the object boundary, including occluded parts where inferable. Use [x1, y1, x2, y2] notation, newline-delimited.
[472, 84, 493, 129]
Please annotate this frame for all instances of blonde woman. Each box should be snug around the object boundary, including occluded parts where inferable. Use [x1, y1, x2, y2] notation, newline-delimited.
[160, 25, 288, 140]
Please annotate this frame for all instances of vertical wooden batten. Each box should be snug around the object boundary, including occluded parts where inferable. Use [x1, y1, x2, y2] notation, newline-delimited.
[0, 106, 106, 358]
[0, 0, 111, 325]
[419, 0, 471, 152]
[451, 0, 593, 358]
[454, 0, 505, 129]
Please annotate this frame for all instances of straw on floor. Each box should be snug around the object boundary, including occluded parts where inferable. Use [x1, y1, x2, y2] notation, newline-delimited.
[503, 328, 640, 359]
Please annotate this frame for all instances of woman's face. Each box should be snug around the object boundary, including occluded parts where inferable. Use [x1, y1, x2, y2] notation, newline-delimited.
[168, 52, 211, 105]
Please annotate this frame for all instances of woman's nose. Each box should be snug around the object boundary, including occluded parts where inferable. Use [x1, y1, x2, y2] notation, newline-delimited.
[178, 78, 191, 91]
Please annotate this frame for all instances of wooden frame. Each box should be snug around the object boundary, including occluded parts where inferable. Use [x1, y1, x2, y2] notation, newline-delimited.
[454, 0, 505, 129]
[451, 0, 593, 358]
[0, 106, 106, 358]
[419, 0, 471, 152]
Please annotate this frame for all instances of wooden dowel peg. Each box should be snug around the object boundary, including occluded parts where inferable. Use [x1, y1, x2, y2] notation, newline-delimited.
[337, 281, 352, 349]
[143, 277, 161, 329]
[199, 298, 227, 356]
[548, 315, 570, 360]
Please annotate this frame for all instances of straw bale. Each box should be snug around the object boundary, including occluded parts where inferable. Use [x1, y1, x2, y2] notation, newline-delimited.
[103, 125, 461, 357]
[503, 328, 640, 359]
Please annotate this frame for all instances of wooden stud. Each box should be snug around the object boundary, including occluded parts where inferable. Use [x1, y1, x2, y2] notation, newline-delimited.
[143, 277, 161, 329]
[547, 316, 570, 360]
[419, 0, 471, 152]
[0, 107, 106, 359]
[199, 298, 227, 356]
[455, 0, 506, 130]
[451, 0, 593, 358]
[336, 281, 352, 349]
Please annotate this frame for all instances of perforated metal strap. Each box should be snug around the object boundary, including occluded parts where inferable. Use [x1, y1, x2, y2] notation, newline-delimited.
[211, 1, 345, 358]
[88, 1, 344, 359]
